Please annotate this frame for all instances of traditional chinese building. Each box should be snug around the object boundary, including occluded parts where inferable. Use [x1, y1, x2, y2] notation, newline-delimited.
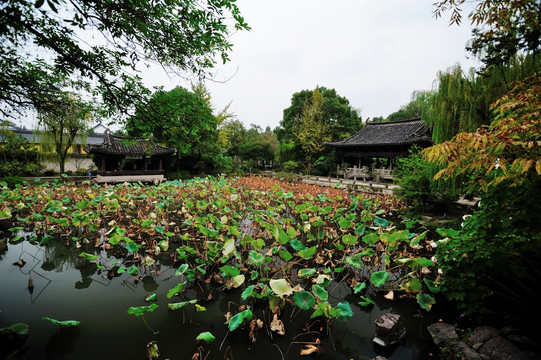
[326, 118, 432, 181]
[85, 131, 175, 183]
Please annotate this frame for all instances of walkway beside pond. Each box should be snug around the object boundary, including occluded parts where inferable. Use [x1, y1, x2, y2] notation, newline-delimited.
[301, 175, 398, 194]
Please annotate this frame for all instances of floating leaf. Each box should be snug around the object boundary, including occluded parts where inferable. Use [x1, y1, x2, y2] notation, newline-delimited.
[220, 265, 240, 277]
[127, 303, 158, 316]
[168, 300, 197, 310]
[373, 217, 389, 227]
[312, 284, 328, 300]
[79, 252, 98, 261]
[175, 263, 189, 276]
[128, 266, 138, 275]
[424, 279, 440, 293]
[370, 271, 390, 287]
[417, 293, 436, 311]
[298, 268, 317, 278]
[290, 239, 305, 251]
[230, 274, 245, 288]
[338, 217, 352, 230]
[0, 323, 29, 335]
[293, 290, 315, 310]
[42, 317, 80, 327]
[269, 279, 293, 297]
[342, 234, 358, 245]
[167, 281, 186, 299]
[241, 285, 256, 300]
[125, 242, 140, 254]
[362, 232, 378, 245]
[401, 277, 422, 293]
[353, 282, 366, 294]
[358, 295, 374, 307]
[223, 238, 235, 257]
[195, 304, 206, 312]
[298, 246, 317, 259]
[228, 309, 253, 332]
[279, 250, 293, 262]
[249, 250, 265, 266]
[145, 293, 157, 302]
[336, 301, 353, 321]
[196, 331, 216, 343]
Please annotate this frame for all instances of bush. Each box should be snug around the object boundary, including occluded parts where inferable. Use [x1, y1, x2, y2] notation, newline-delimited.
[167, 170, 192, 180]
[42, 170, 56, 176]
[75, 168, 89, 176]
[282, 161, 299, 172]
[393, 147, 459, 209]
[1, 175, 25, 188]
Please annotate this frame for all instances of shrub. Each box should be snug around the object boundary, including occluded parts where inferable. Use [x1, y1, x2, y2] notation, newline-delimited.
[282, 161, 299, 172]
[75, 168, 89, 176]
[1, 175, 25, 188]
[393, 146, 459, 210]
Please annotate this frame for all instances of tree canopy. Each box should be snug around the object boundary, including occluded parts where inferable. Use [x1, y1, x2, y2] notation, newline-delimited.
[0, 0, 249, 119]
[128, 86, 219, 174]
[278, 86, 362, 143]
[433, 0, 540, 71]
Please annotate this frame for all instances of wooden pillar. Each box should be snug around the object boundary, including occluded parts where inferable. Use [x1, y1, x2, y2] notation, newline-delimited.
[159, 158, 163, 171]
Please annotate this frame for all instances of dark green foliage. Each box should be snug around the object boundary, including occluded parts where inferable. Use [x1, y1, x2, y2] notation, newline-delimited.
[385, 91, 431, 123]
[435, 176, 541, 317]
[393, 147, 459, 209]
[0, 123, 42, 177]
[0, 0, 249, 118]
[128, 86, 220, 175]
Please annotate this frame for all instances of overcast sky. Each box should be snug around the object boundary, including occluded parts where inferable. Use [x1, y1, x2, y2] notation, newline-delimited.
[141, 0, 478, 130]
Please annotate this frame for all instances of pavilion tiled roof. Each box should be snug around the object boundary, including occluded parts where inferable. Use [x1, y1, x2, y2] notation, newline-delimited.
[85, 131, 175, 156]
[327, 118, 431, 147]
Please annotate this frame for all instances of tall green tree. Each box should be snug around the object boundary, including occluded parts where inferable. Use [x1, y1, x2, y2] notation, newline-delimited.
[292, 88, 333, 173]
[0, 0, 249, 119]
[278, 86, 361, 143]
[385, 91, 431, 123]
[37, 92, 94, 174]
[128, 86, 219, 174]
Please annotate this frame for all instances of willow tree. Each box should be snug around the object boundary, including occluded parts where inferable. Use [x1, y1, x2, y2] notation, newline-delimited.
[37, 93, 93, 174]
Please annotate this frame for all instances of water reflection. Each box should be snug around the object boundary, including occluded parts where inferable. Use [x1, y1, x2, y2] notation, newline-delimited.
[45, 327, 80, 359]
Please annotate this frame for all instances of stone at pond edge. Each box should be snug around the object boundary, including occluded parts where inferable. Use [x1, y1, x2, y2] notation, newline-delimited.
[479, 336, 530, 360]
[468, 326, 499, 350]
[427, 322, 458, 347]
[373, 313, 405, 346]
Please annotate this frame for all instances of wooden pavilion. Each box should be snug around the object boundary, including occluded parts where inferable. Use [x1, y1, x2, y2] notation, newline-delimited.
[326, 118, 432, 181]
[86, 131, 175, 183]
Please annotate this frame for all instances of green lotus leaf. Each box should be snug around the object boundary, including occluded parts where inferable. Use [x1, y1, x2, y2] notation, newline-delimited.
[298, 268, 317, 278]
[128, 266, 138, 275]
[195, 304, 206, 312]
[346, 256, 363, 269]
[358, 295, 374, 307]
[168, 299, 197, 310]
[269, 278, 293, 297]
[220, 265, 240, 277]
[312, 284, 328, 300]
[417, 293, 436, 311]
[370, 271, 390, 287]
[373, 217, 389, 227]
[401, 277, 422, 293]
[145, 293, 157, 302]
[125, 242, 140, 254]
[290, 239, 305, 251]
[298, 246, 317, 259]
[0, 323, 29, 335]
[287, 226, 296, 238]
[241, 285, 256, 300]
[353, 282, 366, 294]
[175, 263, 189, 276]
[279, 250, 293, 262]
[196, 331, 216, 343]
[336, 301, 353, 321]
[315, 274, 331, 287]
[362, 232, 378, 245]
[249, 250, 265, 266]
[167, 281, 186, 299]
[342, 234, 358, 246]
[228, 309, 253, 332]
[78, 252, 98, 261]
[42, 317, 80, 327]
[338, 217, 352, 230]
[127, 303, 158, 316]
[293, 290, 315, 310]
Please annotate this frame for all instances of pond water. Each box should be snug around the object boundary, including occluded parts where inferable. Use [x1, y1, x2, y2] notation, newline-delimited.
[0, 236, 447, 360]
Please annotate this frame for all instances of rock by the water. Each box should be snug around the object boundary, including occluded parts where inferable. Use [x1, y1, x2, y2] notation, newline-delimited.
[480, 336, 530, 360]
[468, 326, 499, 350]
[451, 341, 480, 359]
[427, 322, 458, 347]
[373, 313, 405, 346]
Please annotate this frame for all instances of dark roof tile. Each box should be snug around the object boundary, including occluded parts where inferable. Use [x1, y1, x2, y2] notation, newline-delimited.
[86, 132, 175, 156]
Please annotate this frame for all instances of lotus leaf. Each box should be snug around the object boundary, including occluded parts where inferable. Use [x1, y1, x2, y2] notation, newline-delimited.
[127, 303, 158, 316]
[269, 279, 293, 297]
[336, 301, 353, 321]
[370, 271, 390, 287]
[0, 323, 29, 335]
[42, 317, 80, 327]
[417, 293, 436, 311]
[228, 309, 253, 332]
[167, 281, 186, 299]
[79, 252, 98, 261]
[312, 284, 328, 300]
[293, 290, 315, 310]
[168, 299, 197, 310]
[298, 268, 317, 278]
[196, 331, 216, 343]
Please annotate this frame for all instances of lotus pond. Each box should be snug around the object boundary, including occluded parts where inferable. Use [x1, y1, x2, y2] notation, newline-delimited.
[0, 176, 452, 359]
